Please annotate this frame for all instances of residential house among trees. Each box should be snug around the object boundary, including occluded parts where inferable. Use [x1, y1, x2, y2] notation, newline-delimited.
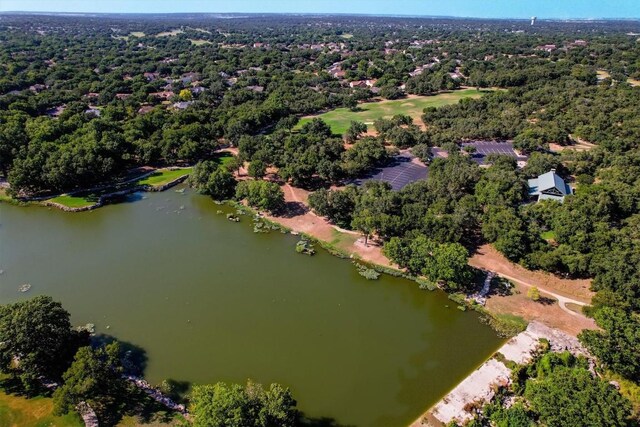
[527, 169, 572, 202]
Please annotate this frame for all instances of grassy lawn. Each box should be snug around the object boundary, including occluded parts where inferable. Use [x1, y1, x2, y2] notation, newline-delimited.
[297, 89, 487, 135]
[329, 228, 358, 252]
[0, 391, 83, 427]
[48, 194, 98, 208]
[136, 167, 193, 187]
[216, 152, 234, 167]
[540, 230, 557, 241]
[156, 29, 183, 37]
[189, 39, 212, 46]
[0, 188, 13, 203]
[130, 32, 146, 37]
[46, 166, 194, 208]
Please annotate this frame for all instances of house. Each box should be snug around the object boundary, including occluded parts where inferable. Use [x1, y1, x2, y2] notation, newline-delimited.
[138, 105, 155, 115]
[150, 91, 174, 100]
[115, 93, 132, 100]
[527, 170, 572, 202]
[181, 72, 200, 85]
[29, 84, 47, 93]
[536, 44, 557, 52]
[143, 72, 159, 81]
[349, 80, 367, 88]
[571, 40, 588, 47]
[45, 105, 66, 118]
[172, 101, 194, 110]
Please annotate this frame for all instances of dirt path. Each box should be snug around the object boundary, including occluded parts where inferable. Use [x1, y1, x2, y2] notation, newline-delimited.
[470, 244, 596, 335]
[470, 244, 594, 303]
[264, 183, 393, 267]
[492, 271, 586, 316]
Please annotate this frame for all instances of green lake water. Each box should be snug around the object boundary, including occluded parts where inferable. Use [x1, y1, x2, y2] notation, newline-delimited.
[0, 188, 504, 426]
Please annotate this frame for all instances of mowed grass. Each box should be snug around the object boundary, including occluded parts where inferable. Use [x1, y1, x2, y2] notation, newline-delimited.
[297, 89, 487, 135]
[0, 391, 83, 427]
[130, 32, 146, 37]
[136, 167, 193, 187]
[189, 39, 212, 46]
[46, 166, 197, 208]
[540, 230, 557, 241]
[156, 29, 184, 37]
[48, 194, 98, 208]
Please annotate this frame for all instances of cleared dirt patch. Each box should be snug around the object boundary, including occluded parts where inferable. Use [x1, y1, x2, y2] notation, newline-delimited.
[470, 244, 594, 302]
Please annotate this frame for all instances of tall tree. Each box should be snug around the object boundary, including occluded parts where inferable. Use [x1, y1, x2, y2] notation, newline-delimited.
[0, 296, 87, 393]
[53, 343, 129, 426]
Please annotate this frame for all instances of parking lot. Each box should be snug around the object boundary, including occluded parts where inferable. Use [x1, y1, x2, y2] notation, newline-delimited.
[461, 141, 528, 164]
[353, 152, 428, 190]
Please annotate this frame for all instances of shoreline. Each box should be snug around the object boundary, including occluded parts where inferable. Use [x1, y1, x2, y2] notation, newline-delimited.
[25, 169, 191, 212]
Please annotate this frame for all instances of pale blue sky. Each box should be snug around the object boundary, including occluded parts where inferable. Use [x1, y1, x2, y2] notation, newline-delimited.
[0, 0, 639, 19]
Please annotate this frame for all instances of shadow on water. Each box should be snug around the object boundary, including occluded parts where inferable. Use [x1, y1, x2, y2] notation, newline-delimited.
[92, 334, 148, 376]
[299, 415, 355, 427]
[102, 191, 145, 206]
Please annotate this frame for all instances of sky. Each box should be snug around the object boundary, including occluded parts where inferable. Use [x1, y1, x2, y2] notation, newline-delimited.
[0, 0, 639, 19]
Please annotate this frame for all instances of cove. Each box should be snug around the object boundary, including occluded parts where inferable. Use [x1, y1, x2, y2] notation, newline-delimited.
[0, 188, 504, 427]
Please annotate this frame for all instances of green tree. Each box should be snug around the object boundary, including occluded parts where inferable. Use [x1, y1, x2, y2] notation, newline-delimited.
[248, 160, 267, 179]
[225, 156, 244, 177]
[524, 365, 631, 427]
[191, 160, 237, 200]
[236, 180, 285, 213]
[424, 242, 472, 290]
[190, 380, 297, 427]
[344, 121, 367, 143]
[0, 296, 87, 393]
[351, 208, 376, 246]
[53, 343, 129, 426]
[578, 307, 640, 382]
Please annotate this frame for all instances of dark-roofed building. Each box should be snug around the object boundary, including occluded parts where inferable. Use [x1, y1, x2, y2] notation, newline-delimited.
[527, 170, 572, 202]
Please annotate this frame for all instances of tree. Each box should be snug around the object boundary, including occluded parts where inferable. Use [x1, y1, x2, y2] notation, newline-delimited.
[225, 156, 244, 177]
[524, 365, 631, 427]
[424, 242, 472, 290]
[578, 307, 640, 382]
[190, 380, 297, 427]
[179, 89, 193, 101]
[191, 160, 237, 200]
[341, 137, 388, 177]
[351, 208, 376, 246]
[344, 121, 367, 143]
[248, 160, 267, 179]
[527, 286, 540, 301]
[207, 168, 237, 200]
[53, 343, 129, 425]
[0, 296, 87, 393]
[308, 186, 358, 229]
[379, 85, 403, 100]
[236, 180, 285, 213]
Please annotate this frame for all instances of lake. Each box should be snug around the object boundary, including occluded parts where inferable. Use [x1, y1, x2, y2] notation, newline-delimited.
[0, 188, 503, 426]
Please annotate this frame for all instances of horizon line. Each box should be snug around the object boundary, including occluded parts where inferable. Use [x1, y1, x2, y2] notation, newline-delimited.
[1, 11, 639, 21]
